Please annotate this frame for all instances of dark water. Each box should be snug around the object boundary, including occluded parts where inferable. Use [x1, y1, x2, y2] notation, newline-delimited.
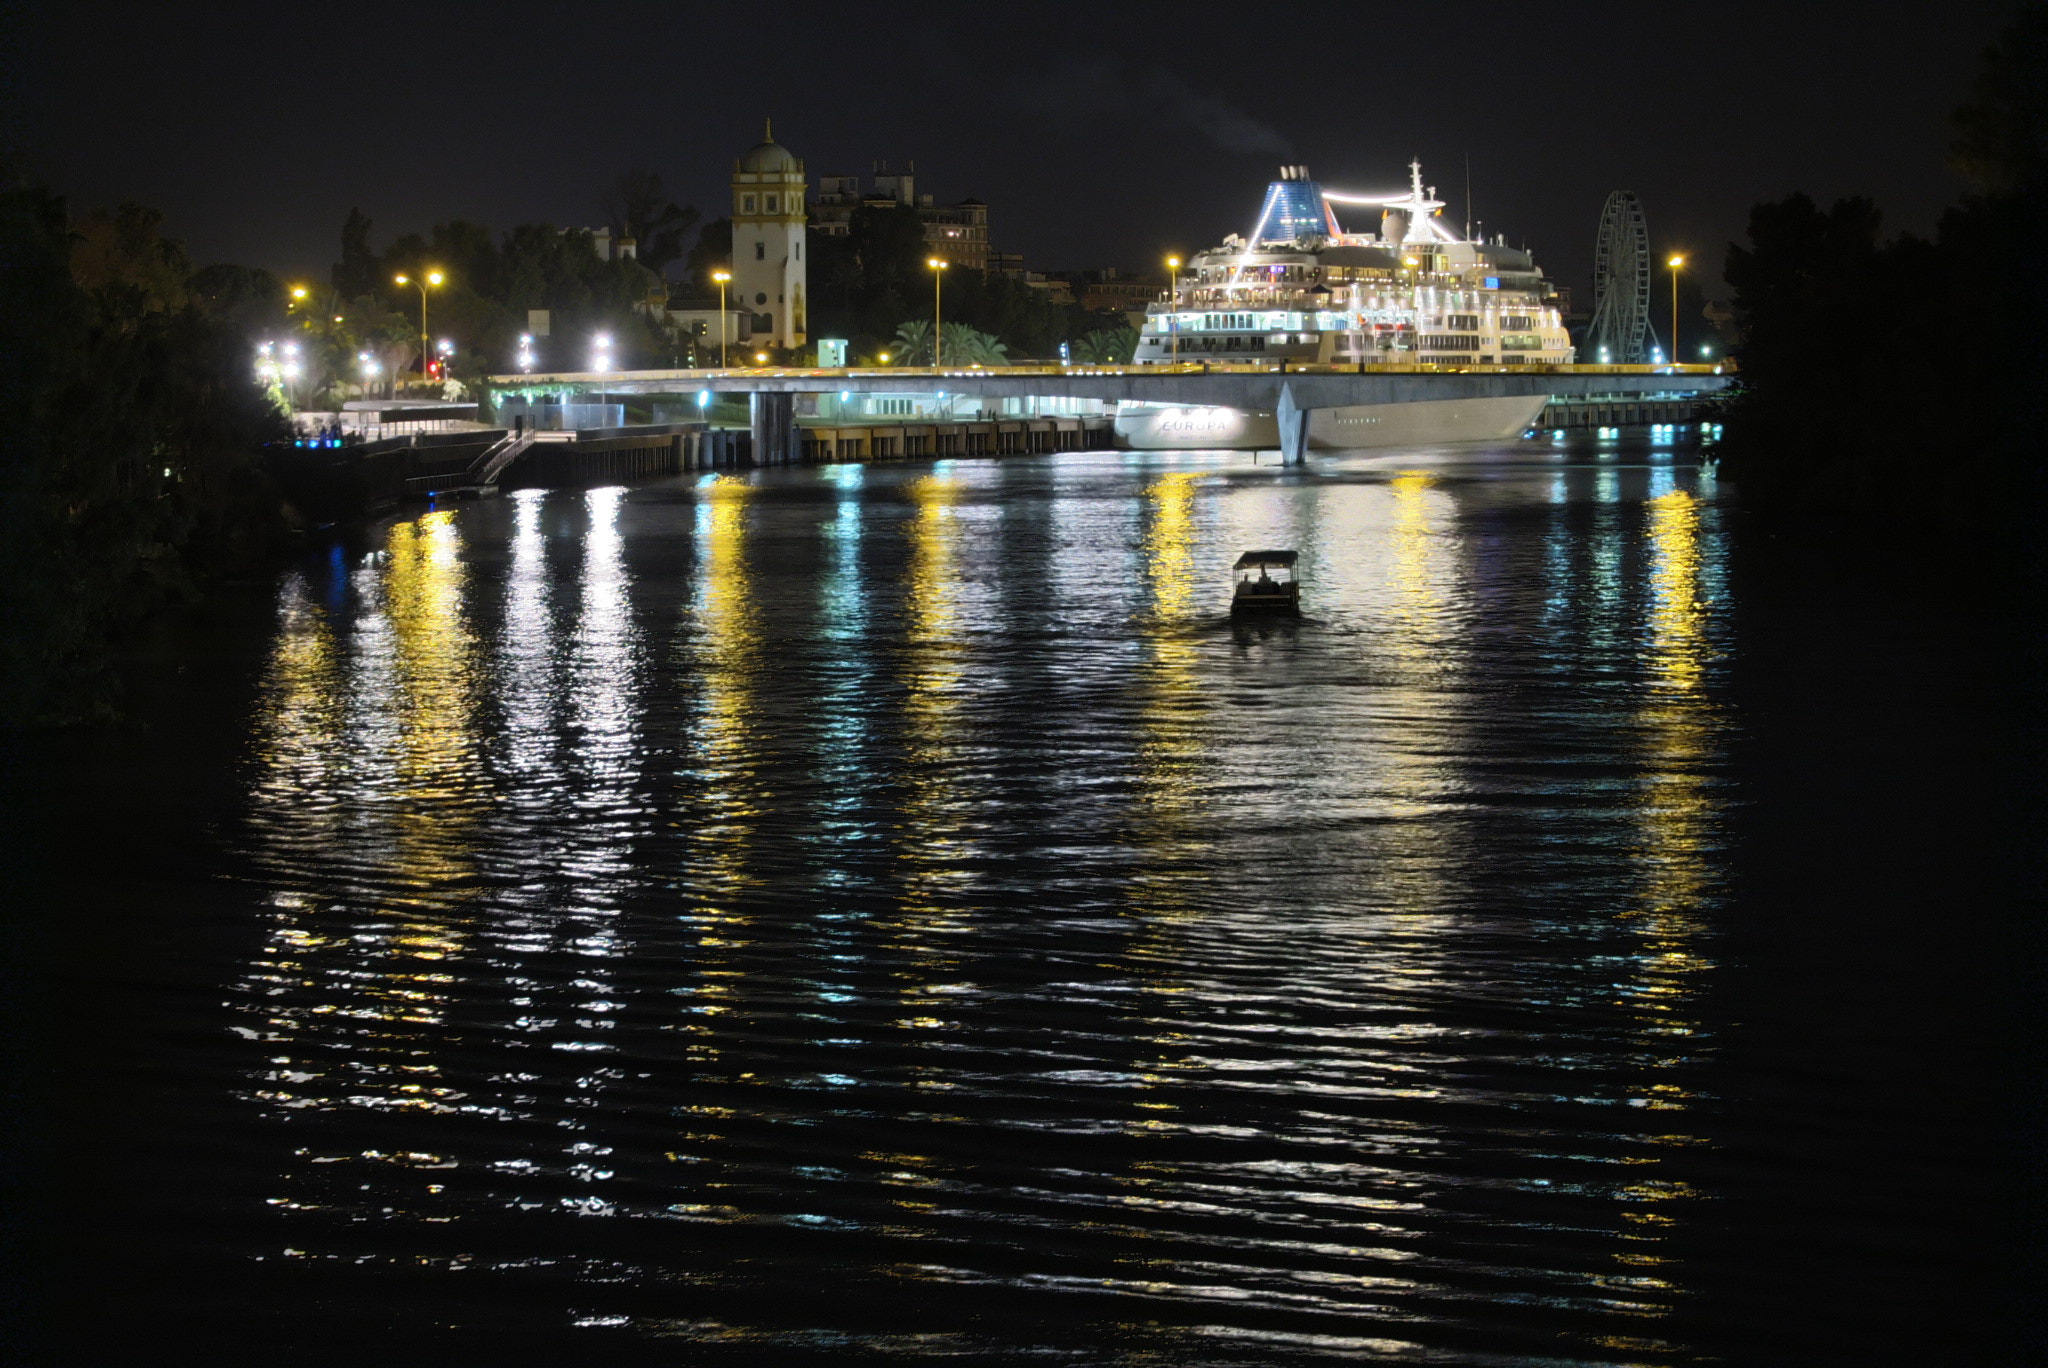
[14, 446, 2038, 1364]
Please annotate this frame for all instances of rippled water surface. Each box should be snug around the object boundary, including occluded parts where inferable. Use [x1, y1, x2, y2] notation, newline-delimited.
[22, 446, 2032, 1364]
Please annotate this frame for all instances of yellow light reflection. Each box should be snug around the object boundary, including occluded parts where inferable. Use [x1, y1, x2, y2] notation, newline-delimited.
[250, 575, 342, 821]
[241, 509, 484, 1132]
[1387, 472, 1447, 653]
[681, 476, 764, 1041]
[1631, 488, 1712, 1015]
[1600, 486, 1720, 1340]
[1131, 472, 1211, 915]
[1120, 472, 1216, 1131]
[383, 511, 483, 896]
[894, 473, 967, 983]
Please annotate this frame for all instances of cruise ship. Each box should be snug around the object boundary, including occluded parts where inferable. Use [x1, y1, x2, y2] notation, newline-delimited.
[1117, 161, 1575, 450]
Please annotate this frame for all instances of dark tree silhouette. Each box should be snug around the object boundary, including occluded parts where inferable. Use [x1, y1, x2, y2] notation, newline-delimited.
[1717, 2, 2046, 547]
[603, 171, 700, 277]
[332, 208, 379, 299]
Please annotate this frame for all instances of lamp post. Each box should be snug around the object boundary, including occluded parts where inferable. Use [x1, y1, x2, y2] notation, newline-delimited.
[926, 257, 948, 367]
[1165, 255, 1181, 364]
[394, 270, 443, 384]
[711, 269, 731, 368]
[1667, 255, 1684, 368]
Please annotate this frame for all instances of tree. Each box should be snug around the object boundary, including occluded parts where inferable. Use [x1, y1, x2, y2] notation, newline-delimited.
[890, 318, 932, 364]
[1070, 326, 1138, 363]
[1950, 4, 2048, 192]
[333, 207, 380, 299]
[684, 217, 733, 291]
[603, 171, 700, 277]
[68, 202, 191, 323]
[939, 323, 1008, 365]
[1, 185, 290, 724]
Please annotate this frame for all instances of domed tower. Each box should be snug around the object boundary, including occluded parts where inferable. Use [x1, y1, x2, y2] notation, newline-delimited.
[731, 119, 807, 351]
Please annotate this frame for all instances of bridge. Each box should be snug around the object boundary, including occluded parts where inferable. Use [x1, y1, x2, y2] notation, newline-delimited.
[482, 363, 1733, 464]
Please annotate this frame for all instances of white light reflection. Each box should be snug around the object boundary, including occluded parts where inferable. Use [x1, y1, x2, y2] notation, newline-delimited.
[807, 463, 877, 879]
[501, 490, 557, 783]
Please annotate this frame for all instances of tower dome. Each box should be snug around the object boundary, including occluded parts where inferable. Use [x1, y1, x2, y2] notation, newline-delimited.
[736, 118, 800, 174]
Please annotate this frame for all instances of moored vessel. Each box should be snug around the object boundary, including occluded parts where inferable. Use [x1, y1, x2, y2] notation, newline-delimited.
[1119, 162, 1574, 451]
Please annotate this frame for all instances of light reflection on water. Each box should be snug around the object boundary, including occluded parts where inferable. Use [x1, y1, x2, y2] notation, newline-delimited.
[227, 448, 1741, 1363]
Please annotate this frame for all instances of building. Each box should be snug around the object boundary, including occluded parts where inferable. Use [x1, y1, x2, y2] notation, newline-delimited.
[813, 162, 993, 272]
[566, 227, 638, 262]
[1075, 269, 1168, 317]
[1020, 273, 1074, 306]
[730, 121, 807, 350]
[664, 304, 755, 364]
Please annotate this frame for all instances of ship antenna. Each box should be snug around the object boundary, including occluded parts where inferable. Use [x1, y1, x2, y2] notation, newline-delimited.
[1463, 151, 1472, 242]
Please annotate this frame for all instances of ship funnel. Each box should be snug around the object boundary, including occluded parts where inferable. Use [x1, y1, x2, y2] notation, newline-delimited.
[1255, 168, 1338, 243]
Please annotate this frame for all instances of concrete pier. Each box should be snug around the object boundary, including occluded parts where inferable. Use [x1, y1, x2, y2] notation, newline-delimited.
[749, 391, 799, 465]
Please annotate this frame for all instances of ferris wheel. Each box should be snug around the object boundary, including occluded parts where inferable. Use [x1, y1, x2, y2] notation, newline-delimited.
[1587, 191, 1652, 364]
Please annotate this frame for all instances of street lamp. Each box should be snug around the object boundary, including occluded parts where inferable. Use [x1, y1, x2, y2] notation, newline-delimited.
[1666, 255, 1684, 367]
[711, 269, 731, 368]
[878, 351, 891, 365]
[927, 257, 949, 367]
[394, 270, 443, 385]
[1165, 255, 1181, 363]
[592, 332, 613, 372]
[753, 351, 768, 365]
[518, 333, 535, 372]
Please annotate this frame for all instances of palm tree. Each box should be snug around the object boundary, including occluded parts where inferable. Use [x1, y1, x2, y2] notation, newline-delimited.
[1070, 326, 1138, 364]
[941, 324, 1009, 366]
[890, 318, 932, 364]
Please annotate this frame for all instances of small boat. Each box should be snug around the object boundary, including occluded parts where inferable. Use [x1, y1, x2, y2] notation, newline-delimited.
[1232, 550, 1300, 613]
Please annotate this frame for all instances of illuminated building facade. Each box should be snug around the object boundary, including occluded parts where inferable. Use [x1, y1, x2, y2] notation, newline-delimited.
[731, 122, 807, 349]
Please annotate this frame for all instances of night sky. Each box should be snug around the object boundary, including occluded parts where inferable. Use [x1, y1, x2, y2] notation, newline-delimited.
[3, 0, 2021, 297]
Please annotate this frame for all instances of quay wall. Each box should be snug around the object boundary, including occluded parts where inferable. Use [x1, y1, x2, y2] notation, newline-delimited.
[1538, 395, 1726, 430]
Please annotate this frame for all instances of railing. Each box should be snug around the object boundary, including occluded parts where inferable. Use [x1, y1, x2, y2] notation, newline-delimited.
[473, 429, 540, 485]
[489, 361, 1733, 385]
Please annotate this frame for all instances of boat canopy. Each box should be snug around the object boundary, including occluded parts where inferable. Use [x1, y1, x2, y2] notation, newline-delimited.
[1234, 550, 1298, 570]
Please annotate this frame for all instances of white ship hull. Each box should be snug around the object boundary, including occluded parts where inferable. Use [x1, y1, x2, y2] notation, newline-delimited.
[1115, 394, 1548, 451]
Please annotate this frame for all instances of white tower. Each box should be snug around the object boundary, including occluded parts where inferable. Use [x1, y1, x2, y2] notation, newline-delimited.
[730, 120, 807, 352]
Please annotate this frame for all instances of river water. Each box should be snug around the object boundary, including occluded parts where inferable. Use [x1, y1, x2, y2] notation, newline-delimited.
[15, 444, 2036, 1364]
